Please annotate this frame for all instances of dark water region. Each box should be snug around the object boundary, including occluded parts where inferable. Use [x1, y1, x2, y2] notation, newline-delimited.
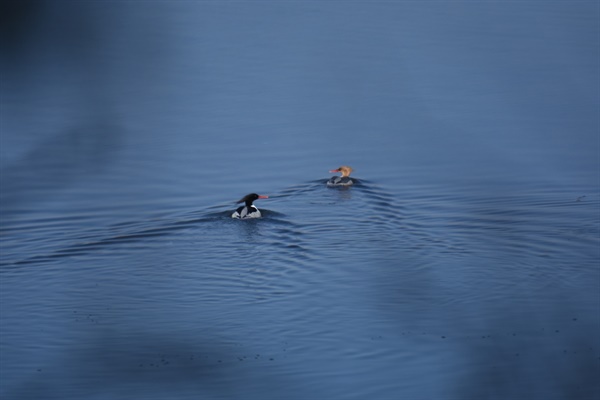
[1, 2, 599, 400]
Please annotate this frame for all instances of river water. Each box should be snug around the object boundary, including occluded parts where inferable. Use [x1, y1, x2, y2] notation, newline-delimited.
[1, 2, 598, 399]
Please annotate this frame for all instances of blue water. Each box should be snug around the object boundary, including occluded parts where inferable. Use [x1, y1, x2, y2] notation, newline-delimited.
[1, 2, 599, 399]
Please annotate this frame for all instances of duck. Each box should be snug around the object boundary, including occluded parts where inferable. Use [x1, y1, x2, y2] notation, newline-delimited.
[231, 193, 269, 219]
[327, 166, 354, 187]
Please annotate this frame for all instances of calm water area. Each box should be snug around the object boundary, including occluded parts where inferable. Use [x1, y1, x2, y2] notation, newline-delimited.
[1, 2, 599, 399]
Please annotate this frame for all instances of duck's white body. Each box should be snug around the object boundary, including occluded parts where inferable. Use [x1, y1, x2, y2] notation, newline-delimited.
[232, 205, 261, 219]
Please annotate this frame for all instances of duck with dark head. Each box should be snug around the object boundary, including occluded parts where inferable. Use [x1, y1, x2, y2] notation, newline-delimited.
[231, 193, 269, 219]
[327, 166, 354, 187]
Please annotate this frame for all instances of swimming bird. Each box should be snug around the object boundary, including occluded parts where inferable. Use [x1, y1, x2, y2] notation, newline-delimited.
[327, 166, 354, 187]
[231, 193, 269, 219]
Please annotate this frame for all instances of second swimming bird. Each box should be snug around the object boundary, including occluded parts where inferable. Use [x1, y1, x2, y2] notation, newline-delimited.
[327, 166, 354, 187]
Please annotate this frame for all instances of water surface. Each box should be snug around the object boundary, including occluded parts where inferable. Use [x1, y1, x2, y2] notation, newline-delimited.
[1, 2, 598, 399]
